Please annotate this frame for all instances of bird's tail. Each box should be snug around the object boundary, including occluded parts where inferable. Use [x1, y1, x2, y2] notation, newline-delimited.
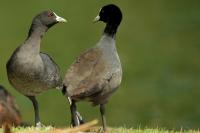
[62, 84, 67, 95]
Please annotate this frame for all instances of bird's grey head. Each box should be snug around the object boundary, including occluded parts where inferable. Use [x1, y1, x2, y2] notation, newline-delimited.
[33, 10, 67, 28]
[94, 4, 122, 26]
[28, 10, 66, 37]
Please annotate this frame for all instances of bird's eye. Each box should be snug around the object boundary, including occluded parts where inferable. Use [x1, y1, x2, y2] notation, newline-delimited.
[48, 12, 54, 17]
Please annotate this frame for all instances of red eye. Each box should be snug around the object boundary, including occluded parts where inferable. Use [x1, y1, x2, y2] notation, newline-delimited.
[48, 12, 54, 17]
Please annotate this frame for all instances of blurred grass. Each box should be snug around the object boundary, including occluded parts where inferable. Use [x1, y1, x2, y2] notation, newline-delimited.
[0, 0, 200, 130]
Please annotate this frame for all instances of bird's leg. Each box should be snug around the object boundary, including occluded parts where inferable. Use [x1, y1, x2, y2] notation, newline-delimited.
[70, 100, 80, 127]
[27, 96, 42, 128]
[76, 111, 85, 124]
[67, 97, 84, 125]
[100, 104, 107, 132]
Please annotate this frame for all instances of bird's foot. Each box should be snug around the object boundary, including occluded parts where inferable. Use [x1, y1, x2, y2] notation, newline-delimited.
[70, 112, 85, 127]
[70, 116, 80, 127]
[35, 122, 44, 129]
[76, 111, 85, 124]
[97, 127, 108, 133]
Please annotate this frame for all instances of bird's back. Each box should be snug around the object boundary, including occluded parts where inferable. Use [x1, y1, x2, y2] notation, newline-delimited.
[64, 48, 105, 99]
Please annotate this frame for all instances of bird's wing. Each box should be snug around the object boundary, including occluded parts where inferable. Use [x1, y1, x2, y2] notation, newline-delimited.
[64, 48, 108, 99]
[40, 53, 62, 88]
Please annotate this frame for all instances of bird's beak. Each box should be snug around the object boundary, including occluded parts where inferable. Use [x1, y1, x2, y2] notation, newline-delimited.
[54, 12, 67, 23]
[93, 15, 100, 23]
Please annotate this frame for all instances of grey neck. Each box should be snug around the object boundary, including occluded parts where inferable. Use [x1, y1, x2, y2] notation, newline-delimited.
[27, 23, 47, 38]
[22, 25, 47, 55]
[96, 34, 116, 50]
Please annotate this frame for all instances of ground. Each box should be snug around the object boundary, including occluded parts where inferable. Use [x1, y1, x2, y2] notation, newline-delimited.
[0, 120, 199, 133]
[1, 127, 200, 133]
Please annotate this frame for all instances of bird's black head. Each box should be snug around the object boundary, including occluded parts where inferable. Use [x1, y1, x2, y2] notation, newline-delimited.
[94, 4, 122, 26]
[33, 10, 67, 28]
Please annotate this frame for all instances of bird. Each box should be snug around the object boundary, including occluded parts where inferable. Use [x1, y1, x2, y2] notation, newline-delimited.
[0, 85, 21, 127]
[6, 10, 66, 127]
[63, 4, 123, 132]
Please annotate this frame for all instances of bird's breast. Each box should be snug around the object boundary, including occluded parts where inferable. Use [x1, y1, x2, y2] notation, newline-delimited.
[8, 52, 44, 80]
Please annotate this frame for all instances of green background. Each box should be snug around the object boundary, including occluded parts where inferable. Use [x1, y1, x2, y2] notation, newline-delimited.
[0, 0, 200, 130]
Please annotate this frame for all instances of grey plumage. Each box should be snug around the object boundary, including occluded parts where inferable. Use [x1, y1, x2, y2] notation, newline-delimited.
[63, 4, 123, 132]
[6, 10, 66, 127]
[64, 35, 122, 105]
[7, 51, 62, 96]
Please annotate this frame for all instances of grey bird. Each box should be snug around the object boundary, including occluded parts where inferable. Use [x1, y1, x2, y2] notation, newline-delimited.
[6, 10, 66, 127]
[63, 4, 123, 132]
[0, 85, 21, 127]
